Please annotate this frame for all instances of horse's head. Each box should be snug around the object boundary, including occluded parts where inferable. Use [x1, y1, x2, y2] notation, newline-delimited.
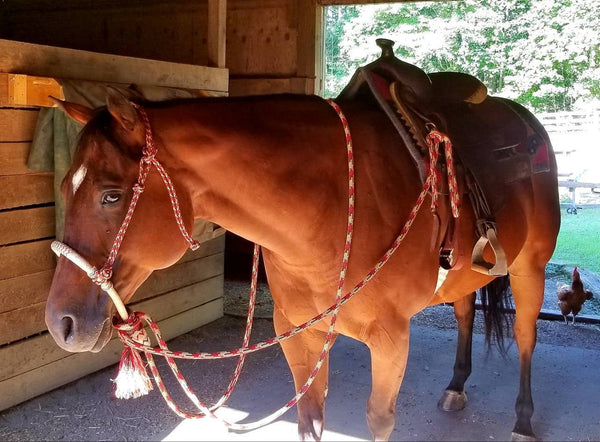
[45, 89, 193, 352]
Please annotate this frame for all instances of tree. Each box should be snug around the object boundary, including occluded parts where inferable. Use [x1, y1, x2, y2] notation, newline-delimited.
[324, 0, 600, 112]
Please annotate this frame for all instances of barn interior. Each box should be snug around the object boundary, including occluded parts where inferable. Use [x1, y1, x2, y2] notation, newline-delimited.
[1, 1, 599, 440]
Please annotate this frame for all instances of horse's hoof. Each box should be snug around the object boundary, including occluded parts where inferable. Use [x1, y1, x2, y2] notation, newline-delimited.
[510, 431, 538, 441]
[437, 389, 467, 411]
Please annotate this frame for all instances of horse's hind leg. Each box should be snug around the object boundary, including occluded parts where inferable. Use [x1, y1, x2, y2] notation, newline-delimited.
[438, 292, 476, 412]
[364, 318, 411, 441]
[274, 307, 334, 441]
[508, 265, 546, 441]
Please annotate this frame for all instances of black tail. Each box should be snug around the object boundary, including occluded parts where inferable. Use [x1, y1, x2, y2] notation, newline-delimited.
[478, 275, 513, 355]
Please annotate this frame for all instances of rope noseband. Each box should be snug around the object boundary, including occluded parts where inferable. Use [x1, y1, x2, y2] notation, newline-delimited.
[51, 99, 460, 430]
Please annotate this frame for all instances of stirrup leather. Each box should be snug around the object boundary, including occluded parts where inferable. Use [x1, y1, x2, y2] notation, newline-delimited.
[471, 221, 507, 276]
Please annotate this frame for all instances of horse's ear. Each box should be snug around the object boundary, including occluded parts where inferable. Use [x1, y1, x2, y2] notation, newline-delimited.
[50, 97, 94, 125]
[106, 86, 139, 132]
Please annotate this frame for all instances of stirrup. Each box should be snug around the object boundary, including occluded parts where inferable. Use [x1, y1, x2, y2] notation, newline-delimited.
[471, 224, 507, 276]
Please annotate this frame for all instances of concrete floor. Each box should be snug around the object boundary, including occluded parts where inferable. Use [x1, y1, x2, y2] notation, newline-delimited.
[1, 313, 599, 441]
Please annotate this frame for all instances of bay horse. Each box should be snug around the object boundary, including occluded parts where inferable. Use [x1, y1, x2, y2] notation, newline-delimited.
[45, 85, 559, 440]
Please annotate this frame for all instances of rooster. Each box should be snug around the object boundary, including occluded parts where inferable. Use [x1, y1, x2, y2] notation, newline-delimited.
[557, 266, 593, 325]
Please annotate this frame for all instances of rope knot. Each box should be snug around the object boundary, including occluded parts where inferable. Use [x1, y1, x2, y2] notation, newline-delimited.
[113, 311, 153, 399]
[91, 266, 113, 286]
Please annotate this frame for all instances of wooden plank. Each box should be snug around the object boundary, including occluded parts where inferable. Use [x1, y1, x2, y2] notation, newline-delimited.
[0, 205, 55, 245]
[229, 77, 313, 96]
[0, 108, 40, 142]
[134, 252, 224, 302]
[226, 4, 297, 77]
[0, 239, 55, 281]
[0, 173, 54, 210]
[0, 269, 223, 347]
[0, 301, 47, 346]
[0, 275, 223, 381]
[208, 0, 227, 68]
[0, 235, 223, 316]
[0, 142, 32, 175]
[0, 253, 223, 344]
[0, 39, 228, 92]
[0, 298, 223, 412]
[0, 74, 8, 105]
[0, 269, 54, 314]
[1, 74, 65, 108]
[296, 0, 318, 80]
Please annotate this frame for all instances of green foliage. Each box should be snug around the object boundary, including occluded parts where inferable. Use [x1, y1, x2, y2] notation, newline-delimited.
[324, 0, 600, 112]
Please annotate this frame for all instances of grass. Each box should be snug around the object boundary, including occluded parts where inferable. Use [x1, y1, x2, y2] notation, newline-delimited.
[551, 206, 600, 274]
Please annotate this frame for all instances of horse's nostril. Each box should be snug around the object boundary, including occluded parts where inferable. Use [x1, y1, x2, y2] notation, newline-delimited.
[61, 316, 75, 344]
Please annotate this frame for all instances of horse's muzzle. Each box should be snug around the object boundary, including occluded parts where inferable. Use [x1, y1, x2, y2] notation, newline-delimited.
[45, 307, 113, 353]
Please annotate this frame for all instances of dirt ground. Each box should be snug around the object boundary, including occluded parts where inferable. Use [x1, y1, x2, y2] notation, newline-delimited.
[1, 277, 599, 441]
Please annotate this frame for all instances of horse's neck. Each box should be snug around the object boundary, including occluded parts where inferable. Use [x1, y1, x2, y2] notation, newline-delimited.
[155, 96, 348, 262]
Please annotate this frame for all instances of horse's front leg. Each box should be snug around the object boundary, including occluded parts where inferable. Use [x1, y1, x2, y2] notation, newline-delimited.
[364, 318, 411, 441]
[274, 307, 335, 441]
[438, 292, 476, 411]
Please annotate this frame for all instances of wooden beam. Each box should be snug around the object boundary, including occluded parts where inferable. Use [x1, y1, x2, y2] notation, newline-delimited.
[207, 0, 227, 68]
[0, 74, 64, 107]
[0, 39, 228, 92]
[296, 0, 318, 86]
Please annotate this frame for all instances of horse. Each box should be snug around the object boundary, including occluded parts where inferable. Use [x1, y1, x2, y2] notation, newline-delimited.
[45, 84, 560, 441]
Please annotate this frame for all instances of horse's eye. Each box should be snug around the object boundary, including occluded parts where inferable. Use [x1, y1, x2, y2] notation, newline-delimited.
[101, 191, 121, 206]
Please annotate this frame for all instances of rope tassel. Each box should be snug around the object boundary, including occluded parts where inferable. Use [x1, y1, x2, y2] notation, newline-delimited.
[114, 314, 153, 399]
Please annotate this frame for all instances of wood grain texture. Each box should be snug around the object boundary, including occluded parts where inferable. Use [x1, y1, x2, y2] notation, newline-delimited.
[0, 108, 39, 142]
[0, 205, 55, 245]
[0, 173, 54, 210]
[0, 142, 32, 175]
[0, 39, 228, 92]
[0, 239, 55, 281]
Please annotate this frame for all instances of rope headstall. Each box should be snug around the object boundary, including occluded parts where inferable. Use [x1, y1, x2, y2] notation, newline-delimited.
[50, 99, 461, 431]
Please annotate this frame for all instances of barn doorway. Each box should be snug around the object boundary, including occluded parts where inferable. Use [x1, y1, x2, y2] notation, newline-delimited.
[323, 0, 600, 315]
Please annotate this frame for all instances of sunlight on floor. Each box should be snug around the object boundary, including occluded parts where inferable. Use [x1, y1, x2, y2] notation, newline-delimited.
[161, 406, 366, 441]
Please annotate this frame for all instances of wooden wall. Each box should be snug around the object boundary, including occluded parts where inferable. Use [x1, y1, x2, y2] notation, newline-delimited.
[1, 0, 211, 66]
[0, 39, 229, 410]
[0, 106, 54, 346]
[0, 0, 321, 96]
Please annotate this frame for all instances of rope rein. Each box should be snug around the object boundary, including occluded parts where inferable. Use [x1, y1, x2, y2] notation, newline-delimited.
[51, 99, 460, 430]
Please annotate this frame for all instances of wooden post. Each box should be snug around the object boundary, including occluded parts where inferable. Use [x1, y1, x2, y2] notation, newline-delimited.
[208, 0, 227, 68]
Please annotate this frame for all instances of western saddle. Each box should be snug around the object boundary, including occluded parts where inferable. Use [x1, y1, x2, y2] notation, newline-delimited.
[337, 39, 551, 276]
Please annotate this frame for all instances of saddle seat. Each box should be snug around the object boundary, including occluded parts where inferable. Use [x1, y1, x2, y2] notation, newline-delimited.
[336, 39, 551, 276]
